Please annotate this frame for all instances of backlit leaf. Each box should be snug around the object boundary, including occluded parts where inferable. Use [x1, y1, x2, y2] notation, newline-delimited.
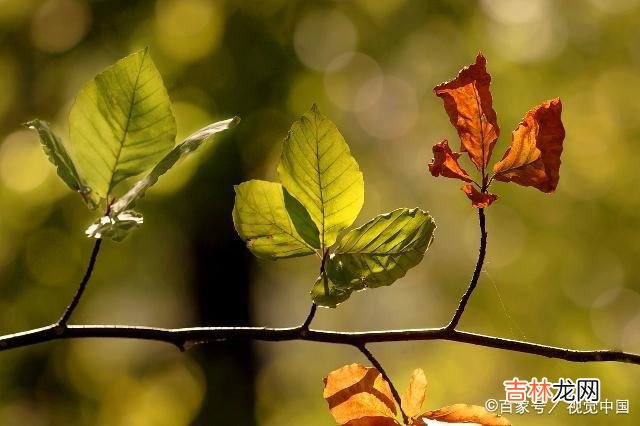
[323, 363, 399, 426]
[278, 104, 364, 250]
[428, 139, 473, 183]
[310, 272, 351, 308]
[26, 119, 96, 210]
[111, 117, 239, 214]
[69, 48, 176, 206]
[401, 369, 427, 419]
[320, 208, 435, 306]
[420, 404, 511, 426]
[492, 98, 564, 193]
[233, 180, 317, 259]
[434, 53, 499, 172]
[461, 184, 498, 209]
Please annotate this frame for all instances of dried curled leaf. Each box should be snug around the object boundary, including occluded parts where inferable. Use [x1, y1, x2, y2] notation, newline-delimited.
[323, 364, 398, 426]
[461, 184, 497, 208]
[421, 404, 511, 426]
[434, 53, 499, 172]
[492, 98, 564, 193]
[401, 369, 427, 419]
[428, 140, 473, 183]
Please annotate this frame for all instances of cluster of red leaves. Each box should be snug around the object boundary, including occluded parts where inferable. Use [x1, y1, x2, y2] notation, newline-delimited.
[323, 363, 510, 425]
[428, 53, 565, 208]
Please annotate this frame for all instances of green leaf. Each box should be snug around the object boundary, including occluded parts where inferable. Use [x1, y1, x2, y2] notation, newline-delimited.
[233, 180, 317, 260]
[277, 104, 364, 250]
[26, 119, 98, 209]
[69, 48, 177, 207]
[312, 208, 435, 307]
[85, 210, 144, 243]
[283, 189, 321, 249]
[111, 117, 240, 215]
[310, 272, 352, 308]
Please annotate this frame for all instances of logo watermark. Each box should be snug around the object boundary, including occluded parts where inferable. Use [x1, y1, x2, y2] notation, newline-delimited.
[483, 377, 630, 417]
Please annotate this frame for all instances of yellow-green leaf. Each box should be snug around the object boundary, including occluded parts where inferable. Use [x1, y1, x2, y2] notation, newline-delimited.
[233, 180, 317, 259]
[277, 104, 364, 250]
[69, 48, 176, 206]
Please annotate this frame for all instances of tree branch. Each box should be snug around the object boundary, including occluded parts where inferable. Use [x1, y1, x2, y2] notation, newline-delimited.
[358, 344, 409, 424]
[57, 238, 103, 327]
[447, 207, 487, 330]
[0, 323, 638, 364]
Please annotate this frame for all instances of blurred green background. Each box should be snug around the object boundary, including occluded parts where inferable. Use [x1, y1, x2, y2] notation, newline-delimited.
[0, 0, 639, 424]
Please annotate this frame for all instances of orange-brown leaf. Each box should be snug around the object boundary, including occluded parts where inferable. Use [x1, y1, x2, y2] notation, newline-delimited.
[345, 417, 400, 426]
[492, 98, 564, 192]
[401, 368, 427, 419]
[461, 184, 498, 208]
[434, 53, 499, 172]
[428, 140, 473, 182]
[421, 404, 511, 425]
[323, 363, 399, 426]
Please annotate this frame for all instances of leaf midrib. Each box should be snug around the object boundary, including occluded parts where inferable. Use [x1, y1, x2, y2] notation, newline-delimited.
[105, 52, 146, 197]
[312, 110, 326, 250]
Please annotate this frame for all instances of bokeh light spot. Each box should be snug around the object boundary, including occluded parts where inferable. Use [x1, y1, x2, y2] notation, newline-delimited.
[324, 52, 382, 111]
[30, 0, 91, 54]
[155, 0, 224, 63]
[294, 9, 357, 71]
[356, 77, 418, 140]
[0, 130, 50, 193]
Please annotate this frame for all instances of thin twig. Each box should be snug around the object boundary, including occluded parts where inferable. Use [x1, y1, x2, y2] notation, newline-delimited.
[57, 239, 103, 327]
[358, 344, 409, 424]
[300, 303, 317, 332]
[299, 249, 330, 332]
[0, 324, 639, 365]
[447, 207, 487, 330]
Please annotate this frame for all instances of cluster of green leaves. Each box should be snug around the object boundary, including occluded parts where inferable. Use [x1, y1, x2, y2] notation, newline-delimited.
[233, 105, 436, 307]
[28, 49, 238, 242]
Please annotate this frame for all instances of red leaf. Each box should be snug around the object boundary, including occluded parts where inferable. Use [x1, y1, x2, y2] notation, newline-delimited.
[492, 98, 564, 192]
[434, 53, 500, 173]
[461, 184, 498, 208]
[323, 364, 399, 426]
[428, 140, 473, 183]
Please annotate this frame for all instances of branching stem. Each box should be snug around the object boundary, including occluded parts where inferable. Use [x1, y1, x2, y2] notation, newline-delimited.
[0, 324, 639, 364]
[12, 198, 637, 426]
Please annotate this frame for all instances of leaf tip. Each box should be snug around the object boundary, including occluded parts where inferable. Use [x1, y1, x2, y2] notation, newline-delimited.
[428, 140, 473, 182]
[229, 116, 241, 128]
